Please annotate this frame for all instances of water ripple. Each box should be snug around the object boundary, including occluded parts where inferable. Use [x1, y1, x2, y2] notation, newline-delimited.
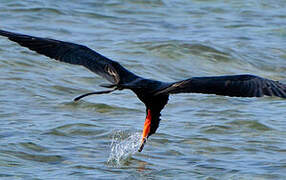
[8, 7, 64, 15]
[0, 150, 64, 164]
[227, 119, 274, 131]
[45, 123, 103, 137]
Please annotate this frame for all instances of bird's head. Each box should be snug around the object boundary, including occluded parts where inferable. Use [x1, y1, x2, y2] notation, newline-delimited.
[132, 88, 169, 152]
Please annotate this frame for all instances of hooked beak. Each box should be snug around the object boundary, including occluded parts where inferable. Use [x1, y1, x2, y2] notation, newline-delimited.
[138, 138, 147, 152]
[138, 109, 151, 152]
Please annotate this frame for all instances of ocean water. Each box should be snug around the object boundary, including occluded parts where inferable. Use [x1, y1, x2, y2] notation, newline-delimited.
[0, 0, 286, 179]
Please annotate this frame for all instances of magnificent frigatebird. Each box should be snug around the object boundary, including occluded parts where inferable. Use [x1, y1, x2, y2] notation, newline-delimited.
[1, 30, 286, 152]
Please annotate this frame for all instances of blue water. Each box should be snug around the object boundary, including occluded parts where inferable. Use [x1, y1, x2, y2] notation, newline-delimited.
[0, 0, 286, 179]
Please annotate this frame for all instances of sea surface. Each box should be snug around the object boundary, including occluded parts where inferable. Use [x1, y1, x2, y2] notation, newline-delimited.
[0, 0, 286, 179]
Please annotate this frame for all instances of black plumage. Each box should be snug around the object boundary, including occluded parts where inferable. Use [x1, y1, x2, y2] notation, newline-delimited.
[0, 29, 285, 151]
[156, 74, 286, 98]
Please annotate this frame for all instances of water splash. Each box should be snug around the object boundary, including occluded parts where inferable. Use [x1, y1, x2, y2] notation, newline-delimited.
[107, 130, 141, 167]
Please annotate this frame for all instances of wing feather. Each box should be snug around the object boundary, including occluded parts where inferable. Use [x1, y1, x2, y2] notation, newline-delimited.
[156, 74, 286, 98]
[0, 30, 139, 85]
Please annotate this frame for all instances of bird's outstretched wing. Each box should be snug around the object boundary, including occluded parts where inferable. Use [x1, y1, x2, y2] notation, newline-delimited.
[0, 30, 139, 85]
[156, 74, 286, 98]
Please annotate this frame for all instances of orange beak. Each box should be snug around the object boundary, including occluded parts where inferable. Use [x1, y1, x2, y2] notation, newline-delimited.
[138, 109, 151, 152]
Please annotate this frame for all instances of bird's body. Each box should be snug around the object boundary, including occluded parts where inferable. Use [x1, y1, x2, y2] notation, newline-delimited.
[0, 29, 285, 151]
